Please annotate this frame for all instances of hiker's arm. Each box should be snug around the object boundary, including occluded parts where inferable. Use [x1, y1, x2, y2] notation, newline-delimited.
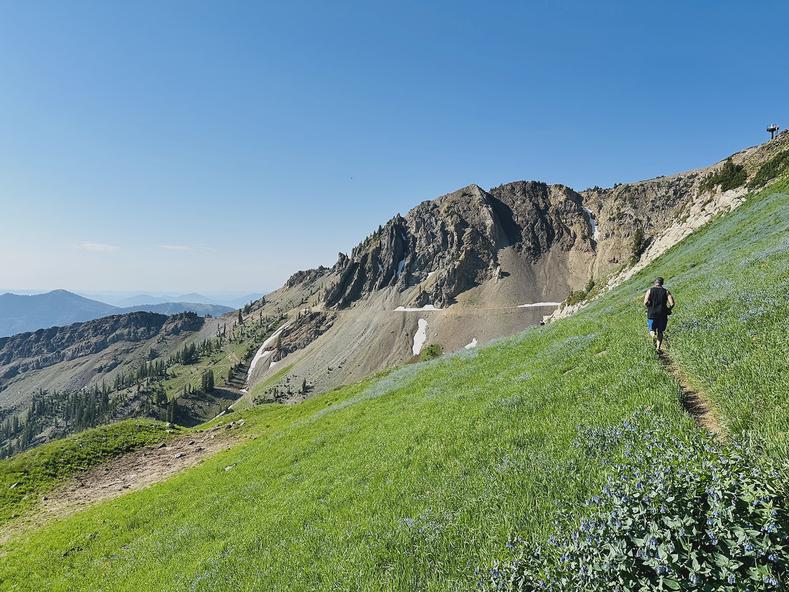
[667, 292, 675, 307]
[643, 290, 651, 306]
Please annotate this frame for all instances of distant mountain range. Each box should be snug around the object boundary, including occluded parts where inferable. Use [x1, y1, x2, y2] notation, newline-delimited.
[0, 290, 234, 337]
[83, 292, 264, 309]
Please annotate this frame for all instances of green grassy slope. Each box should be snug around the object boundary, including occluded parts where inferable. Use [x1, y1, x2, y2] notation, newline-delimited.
[657, 178, 789, 456]
[0, 184, 786, 591]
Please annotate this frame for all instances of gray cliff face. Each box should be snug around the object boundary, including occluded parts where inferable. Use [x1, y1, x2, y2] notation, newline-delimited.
[273, 311, 336, 362]
[0, 312, 204, 384]
[579, 172, 706, 278]
[322, 182, 595, 309]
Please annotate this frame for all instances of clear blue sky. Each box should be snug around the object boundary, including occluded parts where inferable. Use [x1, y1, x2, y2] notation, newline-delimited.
[1, 1, 786, 293]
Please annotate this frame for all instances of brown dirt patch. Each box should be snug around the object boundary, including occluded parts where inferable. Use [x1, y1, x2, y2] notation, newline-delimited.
[0, 420, 246, 546]
[657, 350, 725, 437]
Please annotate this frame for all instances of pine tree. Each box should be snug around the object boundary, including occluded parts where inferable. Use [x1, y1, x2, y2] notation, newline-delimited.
[631, 225, 646, 262]
[167, 397, 177, 423]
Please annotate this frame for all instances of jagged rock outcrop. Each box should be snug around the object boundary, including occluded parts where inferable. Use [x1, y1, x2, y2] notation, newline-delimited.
[322, 182, 596, 309]
[273, 312, 336, 361]
[285, 267, 331, 289]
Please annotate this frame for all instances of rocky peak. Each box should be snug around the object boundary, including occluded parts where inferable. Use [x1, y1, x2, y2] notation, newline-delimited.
[285, 266, 331, 289]
[320, 181, 595, 309]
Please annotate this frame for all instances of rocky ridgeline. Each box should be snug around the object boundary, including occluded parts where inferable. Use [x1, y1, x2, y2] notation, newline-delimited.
[321, 182, 596, 309]
[0, 312, 204, 382]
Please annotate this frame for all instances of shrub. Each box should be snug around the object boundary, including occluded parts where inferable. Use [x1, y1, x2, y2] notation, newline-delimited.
[420, 344, 443, 361]
[479, 417, 788, 591]
[700, 158, 747, 193]
[749, 151, 789, 188]
[565, 290, 586, 306]
[631, 225, 646, 263]
[565, 279, 597, 306]
[584, 279, 596, 293]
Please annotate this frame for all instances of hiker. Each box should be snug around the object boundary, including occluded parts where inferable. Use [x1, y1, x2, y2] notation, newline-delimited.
[643, 277, 675, 351]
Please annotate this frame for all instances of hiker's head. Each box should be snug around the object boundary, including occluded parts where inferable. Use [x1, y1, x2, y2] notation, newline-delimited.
[654, 277, 664, 286]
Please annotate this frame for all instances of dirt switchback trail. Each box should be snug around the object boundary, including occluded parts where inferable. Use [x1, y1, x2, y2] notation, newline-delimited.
[657, 350, 725, 437]
[0, 421, 247, 546]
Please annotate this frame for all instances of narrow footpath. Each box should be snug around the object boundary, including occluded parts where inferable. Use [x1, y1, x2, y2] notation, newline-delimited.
[0, 421, 247, 547]
[657, 349, 725, 438]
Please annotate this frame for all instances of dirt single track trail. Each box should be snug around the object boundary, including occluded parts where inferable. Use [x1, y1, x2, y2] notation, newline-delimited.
[656, 349, 724, 438]
[0, 420, 247, 547]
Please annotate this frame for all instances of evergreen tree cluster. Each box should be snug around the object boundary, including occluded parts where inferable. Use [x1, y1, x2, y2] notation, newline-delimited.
[0, 385, 115, 458]
[167, 337, 223, 367]
[200, 369, 215, 393]
[700, 157, 747, 193]
[113, 359, 169, 390]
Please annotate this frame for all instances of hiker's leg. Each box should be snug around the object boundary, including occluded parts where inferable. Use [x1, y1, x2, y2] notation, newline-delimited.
[655, 329, 664, 351]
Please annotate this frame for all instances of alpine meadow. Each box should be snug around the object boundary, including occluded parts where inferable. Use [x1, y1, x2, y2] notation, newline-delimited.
[2, 4, 789, 591]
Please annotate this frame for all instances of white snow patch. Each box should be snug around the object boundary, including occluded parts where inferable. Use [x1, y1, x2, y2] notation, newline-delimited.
[425, 271, 436, 280]
[581, 206, 600, 241]
[247, 349, 274, 381]
[517, 302, 561, 308]
[412, 319, 428, 356]
[396, 259, 406, 276]
[246, 328, 284, 381]
[464, 338, 478, 349]
[395, 304, 442, 312]
[260, 328, 284, 350]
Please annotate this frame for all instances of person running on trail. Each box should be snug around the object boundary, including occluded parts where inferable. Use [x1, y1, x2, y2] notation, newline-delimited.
[643, 277, 675, 351]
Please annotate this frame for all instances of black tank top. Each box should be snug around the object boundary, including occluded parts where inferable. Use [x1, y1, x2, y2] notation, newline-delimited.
[647, 286, 669, 319]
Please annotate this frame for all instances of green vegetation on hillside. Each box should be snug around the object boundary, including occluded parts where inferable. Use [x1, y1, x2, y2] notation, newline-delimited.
[700, 158, 747, 193]
[750, 150, 789, 188]
[484, 416, 787, 591]
[659, 177, 789, 457]
[156, 315, 283, 401]
[419, 343, 443, 361]
[1, 313, 286, 458]
[0, 182, 787, 591]
[565, 278, 597, 306]
[0, 419, 178, 524]
[483, 178, 789, 590]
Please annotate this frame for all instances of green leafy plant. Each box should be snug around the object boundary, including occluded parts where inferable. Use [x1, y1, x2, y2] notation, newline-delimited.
[631, 225, 646, 264]
[700, 158, 747, 193]
[420, 343, 443, 361]
[565, 278, 596, 306]
[749, 151, 789, 188]
[479, 416, 788, 591]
